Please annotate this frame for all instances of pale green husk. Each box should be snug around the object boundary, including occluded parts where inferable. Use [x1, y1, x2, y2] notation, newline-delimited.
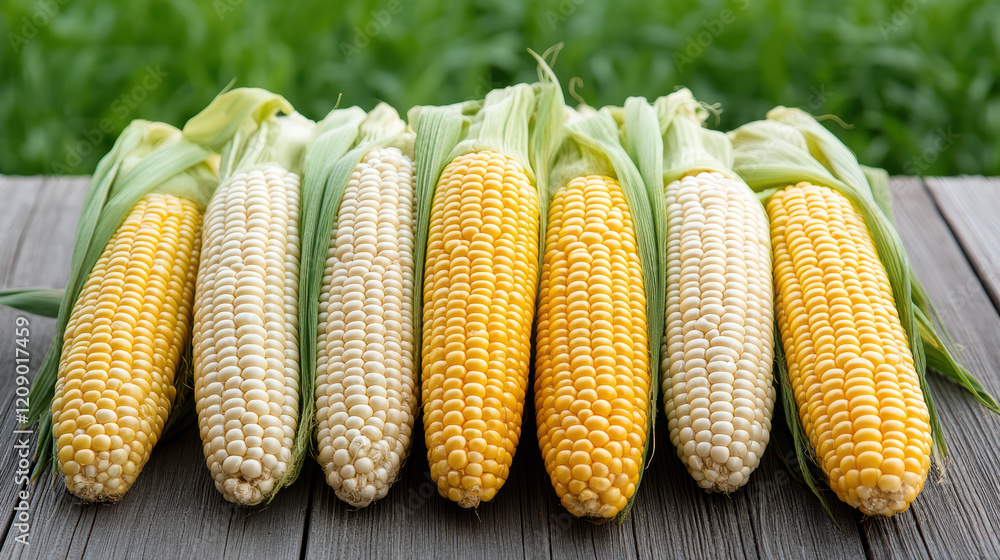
[654, 89, 737, 185]
[729, 107, 999, 507]
[407, 99, 477, 369]
[529, 48, 566, 265]
[295, 106, 368, 476]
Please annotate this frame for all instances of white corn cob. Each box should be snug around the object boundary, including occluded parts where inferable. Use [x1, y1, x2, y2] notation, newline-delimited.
[662, 170, 775, 492]
[315, 147, 418, 507]
[193, 165, 302, 505]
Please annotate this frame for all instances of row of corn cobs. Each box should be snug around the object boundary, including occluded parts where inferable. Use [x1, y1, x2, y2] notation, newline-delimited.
[8, 57, 995, 522]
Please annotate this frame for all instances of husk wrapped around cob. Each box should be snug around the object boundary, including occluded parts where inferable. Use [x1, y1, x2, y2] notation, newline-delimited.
[2, 118, 220, 502]
[729, 108, 999, 516]
[182, 89, 317, 505]
[630, 89, 777, 493]
[300, 103, 422, 507]
[409, 68, 563, 507]
[532, 62, 664, 521]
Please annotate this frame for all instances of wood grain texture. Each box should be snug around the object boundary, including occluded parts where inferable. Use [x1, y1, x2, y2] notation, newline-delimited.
[857, 177, 1000, 559]
[0, 175, 47, 533]
[0, 177, 86, 554]
[304, 403, 570, 560]
[925, 176, 1000, 309]
[1, 175, 999, 560]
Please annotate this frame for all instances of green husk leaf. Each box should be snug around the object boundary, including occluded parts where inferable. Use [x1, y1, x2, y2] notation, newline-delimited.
[23, 120, 218, 482]
[294, 106, 367, 494]
[0, 289, 63, 317]
[560, 109, 663, 523]
[528, 48, 567, 270]
[861, 165, 896, 224]
[408, 101, 477, 368]
[861, 166, 995, 414]
[655, 89, 737, 185]
[730, 107, 998, 485]
[449, 84, 535, 177]
[916, 300, 1000, 414]
[622, 99, 668, 504]
[182, 87, 293, 154]
[622, 101, 668, 413]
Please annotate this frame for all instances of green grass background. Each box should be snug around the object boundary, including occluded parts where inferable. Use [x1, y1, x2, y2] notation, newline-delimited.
[2, 0, 997, 175]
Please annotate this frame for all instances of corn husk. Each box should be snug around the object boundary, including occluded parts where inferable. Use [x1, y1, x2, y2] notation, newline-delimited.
[406, 100, 478, 368]
[0, 289, 63, 317]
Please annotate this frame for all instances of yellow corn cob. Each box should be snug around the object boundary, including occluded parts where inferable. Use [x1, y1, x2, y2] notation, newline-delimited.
[53, 193, 201, 501]
[535, 175, 649, 519]
[768, 182, 932, 516]
[193, 165, 302, 505]
[315, 146, 418, 507]
[422, 149, 540, 507]
[662, 171, 775, 492]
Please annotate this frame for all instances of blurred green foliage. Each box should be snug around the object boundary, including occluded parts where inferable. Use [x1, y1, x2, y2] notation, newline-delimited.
[1, 0, 998, 175]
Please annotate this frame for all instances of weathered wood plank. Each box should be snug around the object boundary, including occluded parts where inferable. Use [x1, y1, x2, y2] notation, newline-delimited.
[0, 177, 87, 553]
[3, 424, 311, 560]
[631, 421, 864, 560]
[857, 177, 1000, 558]
[84, 426, 310, 560]
[0, 175, 48, 536]
[303, 405, 558, 560]
[0, 176, 47, 286]
[742, 440, 865, 560]
[925, 176, 1000, 310]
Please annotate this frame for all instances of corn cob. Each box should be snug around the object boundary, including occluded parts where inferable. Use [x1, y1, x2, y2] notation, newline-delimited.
[768, 182, 932, 515]
[662, 171, 774, 492]
[315, 146, 418, 507]
[535, 174, 649, 519]
[53, 193, 201, 501]
[193, 165, 302, 505]
[422, 149, 540, 507]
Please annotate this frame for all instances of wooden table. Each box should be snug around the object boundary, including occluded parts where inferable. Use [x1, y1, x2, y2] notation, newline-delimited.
[0, 176, 998, 559]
